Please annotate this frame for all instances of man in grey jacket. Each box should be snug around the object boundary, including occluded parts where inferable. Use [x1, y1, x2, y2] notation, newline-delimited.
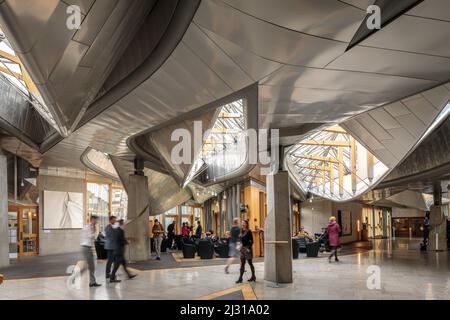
[104, 215, 117, 279]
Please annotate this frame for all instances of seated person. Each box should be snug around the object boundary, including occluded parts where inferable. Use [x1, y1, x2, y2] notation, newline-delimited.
[207, 230, 217, 241]
[204, 231, 218, 245]
[297, 226, 314, 241]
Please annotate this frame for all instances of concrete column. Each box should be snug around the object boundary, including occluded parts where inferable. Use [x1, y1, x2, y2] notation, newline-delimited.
[218, 193, 223, 237]
[178, 204, 183, 234]
[264, 171, 293, 284]
[428, 205, 447, 251]
[382, 208, 387, 239]
[125, 175, 150, 262]
[371, 206, 376, 238]
[0, 151, 9, 268]
[236, 183, 240, 218]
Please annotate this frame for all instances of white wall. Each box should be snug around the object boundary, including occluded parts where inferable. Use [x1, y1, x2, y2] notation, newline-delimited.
[332, 201, 364, 243]
[300, 198, 364, 244]
[38, 175, 84, 255]
[301, 199, 331, 236]
[392, 207, 425, 218]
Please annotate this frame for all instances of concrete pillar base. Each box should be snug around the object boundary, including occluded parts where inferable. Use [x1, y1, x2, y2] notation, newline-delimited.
[264, 171, 293, 284]
[428, 206, 448, 251]
[125, 175, 150, 262]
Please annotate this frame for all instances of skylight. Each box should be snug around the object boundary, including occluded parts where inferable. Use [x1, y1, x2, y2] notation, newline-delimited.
[0, 28, 58, 131]
[286, 125, 389, 201]
[183, 99, 247, 187]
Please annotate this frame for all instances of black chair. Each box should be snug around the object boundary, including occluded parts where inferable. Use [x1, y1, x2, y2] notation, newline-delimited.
[174, 235, 183, 250]
[182, 243, 196, 258]
[292, 238, 299, 259]
[215, 242, 229, 258]
[306, 241, 320, 257]
[298, 237, 307, 253]
[161, 238, 167, 253]
[198, 240, 214, 259]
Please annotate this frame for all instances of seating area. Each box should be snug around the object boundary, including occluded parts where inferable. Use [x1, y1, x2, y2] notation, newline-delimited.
[177, 234, 321, 261]
[292, 237, 320, 259]
[175, 237, 231, 260]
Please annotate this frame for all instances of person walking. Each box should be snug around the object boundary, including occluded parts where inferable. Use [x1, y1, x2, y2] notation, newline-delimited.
[167, 220, 175, 250]
[327, 216, 341, 262]
[152, 219, 164, 260]
[225, 218, 241, 274]
[110, 220, 137, 283]
[236, 220, 256, 283]
[104, 215, 117, 279]
[80, 215, 101, 287]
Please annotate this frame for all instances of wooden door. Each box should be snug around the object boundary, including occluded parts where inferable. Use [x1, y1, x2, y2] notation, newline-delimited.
[18, 207, 39, 256]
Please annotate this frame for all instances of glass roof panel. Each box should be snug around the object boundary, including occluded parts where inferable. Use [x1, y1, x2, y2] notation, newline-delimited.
[287, 125, 389, 201]
[0, 28, 58, 131]
[183, 99, 247, 186]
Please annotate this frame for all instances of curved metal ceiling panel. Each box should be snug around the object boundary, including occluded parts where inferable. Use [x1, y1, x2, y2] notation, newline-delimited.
[194, 0, 348, 67]
[182, 23, 253, 91]
[109, 154, 192, 215]
[221, 0, 365, 42]
[147, 106, 219, 186]
[261, 65, 435, 94]
[342, 83, 450, 168]
[197, 26, 283, 83]
[360, 14, 450, 57]
[0, 136, 42, 167]
[30, 0, 450, 192]
[0, 0, 155, 135]
[328, 46, 450, 82]
[407, 0, 450, 21]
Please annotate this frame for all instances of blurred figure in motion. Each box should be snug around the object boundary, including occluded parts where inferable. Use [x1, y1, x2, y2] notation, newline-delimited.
[167, 220, 175, 250]
[80, 215, 101, 287]
[236, 219, 256, 283]
[104, 215, 117, 279]
[110, 220, 137, 283]
[225, 218, 241, 274]
[327, 216, 341, 262]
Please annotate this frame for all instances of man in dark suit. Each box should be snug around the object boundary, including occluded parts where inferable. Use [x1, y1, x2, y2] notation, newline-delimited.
[104, 215, 117, 279]
[110, 220, 137, 283]
[167, 220, 175, 250]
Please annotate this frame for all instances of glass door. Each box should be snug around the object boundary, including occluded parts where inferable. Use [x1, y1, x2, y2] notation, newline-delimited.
[18, 207, 39, 256]
[8, 208, 18, 259]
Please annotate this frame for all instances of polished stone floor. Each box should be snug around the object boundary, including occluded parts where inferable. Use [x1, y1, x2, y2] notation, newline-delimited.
[0, 239, 448, 300]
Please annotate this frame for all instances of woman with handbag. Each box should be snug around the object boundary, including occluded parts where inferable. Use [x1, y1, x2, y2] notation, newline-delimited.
[326, 216, 341, 262]
[236, 219, 256, 283]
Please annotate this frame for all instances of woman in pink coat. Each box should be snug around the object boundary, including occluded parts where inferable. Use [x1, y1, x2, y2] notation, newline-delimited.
[326, 216, 341, 262]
